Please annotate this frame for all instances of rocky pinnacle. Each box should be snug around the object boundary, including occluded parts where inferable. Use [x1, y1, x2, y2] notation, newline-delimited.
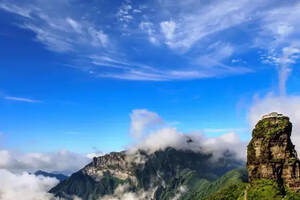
[247, 112, 300, 192]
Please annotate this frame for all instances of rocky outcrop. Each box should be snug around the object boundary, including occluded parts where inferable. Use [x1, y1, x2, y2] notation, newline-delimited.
[83, 151, 138, 183]
[50, 147, 243, 200]
[247, 112, 300, 192]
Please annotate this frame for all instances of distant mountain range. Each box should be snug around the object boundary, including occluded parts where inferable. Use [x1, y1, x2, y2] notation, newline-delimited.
[49, 112, 300, 199]
[34, 170, 68, 182]
[49, 146, 243, 200]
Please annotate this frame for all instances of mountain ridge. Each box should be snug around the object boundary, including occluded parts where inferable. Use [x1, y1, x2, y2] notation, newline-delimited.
[49, 112, 300, 200]
[34, 170, 68, 182]
[50, 147, 243, 200]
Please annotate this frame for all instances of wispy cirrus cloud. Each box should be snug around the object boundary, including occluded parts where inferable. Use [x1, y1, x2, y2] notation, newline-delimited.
[256, 2, 300, 95]
[139, 0, 300, 85]
[88, 53, 251, 81]
[4, 96, 41, 103]
[0, 0, 109, 53]
[1, 0, 300, 82]
[0, 0, 252, 81]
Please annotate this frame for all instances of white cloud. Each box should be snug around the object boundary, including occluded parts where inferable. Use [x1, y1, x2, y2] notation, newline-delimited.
[260, 2, 300, 46]
[248, 94, 300, 154]
[128, 109, 246, 160]
[256, 2, 300, 95]
[0, 3, 32, 18]
[66, 18, 82, 33]
[130, 127, 246, 160]
[88, 27, 109, 47]
[101, 182, 186, 200]
[160, 20, 176, 41]
[4, 96, 41, 103]
[86, 152, 104, 159]
[0, 169, 58, 200]
[278, 46, 300, 95]
[0, 150, 11, 168]
[149, 36, 159, 45]
[0, 0, 255, 81]
[194, 42, 235, 67]
[139, 21, 159, 45]
[3, 0, 300, 82]
[0, 149, 90, 173]
[0, 1, 109, 53]
[0, 169, 82, 200]
[139, 22, 152, 33]
[129, 109, 163, 139]
[133, 9, 142, 14]
[131, 127, 192, 153]
[202, 132, 246, 161]
[101, 184, 157, 200]
[117, 1, 134, 28]
[92, 57, 251, 81]
[21, 23, 74, 52]
[260, 45, 300, 95]
[156, 0, 256, 50]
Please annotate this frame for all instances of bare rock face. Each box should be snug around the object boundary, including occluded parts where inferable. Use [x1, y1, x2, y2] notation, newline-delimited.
[83, 151, 140, 183]
[247, 112, 300, 192]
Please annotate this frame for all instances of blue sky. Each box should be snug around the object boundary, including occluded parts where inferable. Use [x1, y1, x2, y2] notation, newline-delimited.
[1, 0, 300, 155]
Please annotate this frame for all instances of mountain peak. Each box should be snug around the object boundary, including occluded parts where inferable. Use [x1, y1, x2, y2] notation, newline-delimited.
[247, 113, 300, 192]
[50, 147, 243, 200]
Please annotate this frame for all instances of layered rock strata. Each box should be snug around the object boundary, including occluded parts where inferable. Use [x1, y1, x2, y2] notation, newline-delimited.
[247, 112, 300, 192]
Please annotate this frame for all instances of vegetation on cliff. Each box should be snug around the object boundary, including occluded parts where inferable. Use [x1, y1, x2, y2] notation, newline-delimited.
[189, 113, 300, 200]
[245, 113, 300, 199]
[50, 147, 243, 200]
[50, 112, 300, 200]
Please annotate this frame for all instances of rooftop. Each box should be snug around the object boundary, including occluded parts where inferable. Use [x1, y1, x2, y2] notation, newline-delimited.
[262, 112, 285, 119]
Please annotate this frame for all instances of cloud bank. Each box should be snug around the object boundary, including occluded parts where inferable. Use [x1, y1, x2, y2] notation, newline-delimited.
[101, 184, 156, 200]
[0, 169, 83, 200]
[0, 149, 90, 174]
[101, 184, 186, 200]
[0, 108, 247, 200]
[0, 169, 58, 200]
[129, 109, 247, 161]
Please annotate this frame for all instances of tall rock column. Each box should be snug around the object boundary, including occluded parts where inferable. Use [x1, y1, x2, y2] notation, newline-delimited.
[247, 112, 300, 192]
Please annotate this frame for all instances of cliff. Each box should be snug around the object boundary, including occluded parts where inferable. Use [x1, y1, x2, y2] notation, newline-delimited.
[49, 112, 300, 200]
[199, 112, 300, 200]
[247, 112, 300, 193]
